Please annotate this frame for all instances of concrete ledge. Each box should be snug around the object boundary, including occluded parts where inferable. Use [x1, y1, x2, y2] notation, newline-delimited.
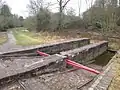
[0, 55, 66, 84]
[60, 41, 108, 64]
[0, 38, 90, 55]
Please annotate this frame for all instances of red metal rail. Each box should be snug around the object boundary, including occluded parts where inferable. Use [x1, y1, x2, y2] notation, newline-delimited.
[37, 50, 49, 56]
[37, 50, 100, 74]
[65, 59, 100, 74]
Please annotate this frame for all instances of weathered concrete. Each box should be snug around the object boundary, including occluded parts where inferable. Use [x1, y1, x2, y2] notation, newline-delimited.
[0, 39, 111, 90]
[0, 40, 108, 85]
[0, 38, 90, 55]
[0, 54, 66, 84]
[60, 41, 108, 64]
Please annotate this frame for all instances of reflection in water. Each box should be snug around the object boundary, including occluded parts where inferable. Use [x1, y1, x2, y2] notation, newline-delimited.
[93, 50, 115, 66]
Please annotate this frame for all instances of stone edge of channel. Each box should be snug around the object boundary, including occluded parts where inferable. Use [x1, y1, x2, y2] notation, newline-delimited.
[88, 50, 119, 90]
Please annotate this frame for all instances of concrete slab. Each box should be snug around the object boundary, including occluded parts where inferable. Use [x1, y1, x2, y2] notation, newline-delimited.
[0, 38, 90, 55]
[0, 55, 65, 82]
[60, 41, 108, 64]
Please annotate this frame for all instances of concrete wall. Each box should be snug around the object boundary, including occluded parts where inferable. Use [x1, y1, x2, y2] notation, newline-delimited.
[0, 39, 109, 86]
[0, 38, 90, 55]
[0, 54, 66, 85]
[60, 41, 108, 64]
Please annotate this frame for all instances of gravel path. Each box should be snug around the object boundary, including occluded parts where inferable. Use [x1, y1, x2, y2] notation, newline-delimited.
[0, 31, 75, 54]
[0, 31, 23, 53]
[0, 31, 39, 53]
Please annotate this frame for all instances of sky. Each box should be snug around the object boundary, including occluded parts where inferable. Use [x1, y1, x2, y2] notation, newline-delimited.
[4, 0, 95, 18]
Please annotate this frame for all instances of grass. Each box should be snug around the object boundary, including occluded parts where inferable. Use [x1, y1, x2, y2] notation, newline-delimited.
[0, 33, 7, 45]
[12, 28, 120, 48]
[13, 28, 62, 46]
[108, 54, 120, 90]
[13, 31, 41, 46]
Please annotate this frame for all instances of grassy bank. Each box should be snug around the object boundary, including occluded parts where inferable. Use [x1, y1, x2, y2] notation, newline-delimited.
[108, 53, 120, 90]
[13, 28, 62, 46]
[12, 28, 120, 49]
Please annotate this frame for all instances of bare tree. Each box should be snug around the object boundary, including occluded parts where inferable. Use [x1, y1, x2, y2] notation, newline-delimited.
[27, 0, 52, 15]
[0, 0, 4, 8]
[27, 0, 52, 31]
[27, 0, 42, 15]
[85, 0, 94, 24]
[78, 0, 81, 17]
[119, 0, 120, 6]
[57, 0, 71, 30]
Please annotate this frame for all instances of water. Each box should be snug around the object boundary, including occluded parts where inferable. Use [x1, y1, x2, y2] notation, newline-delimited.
[93, 50, 115, 66]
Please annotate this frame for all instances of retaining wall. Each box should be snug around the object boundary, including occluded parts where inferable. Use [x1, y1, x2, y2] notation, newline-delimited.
[60, 41, 108, 64]
[0, 38, 90, 55]
[0, 39, 109, 88]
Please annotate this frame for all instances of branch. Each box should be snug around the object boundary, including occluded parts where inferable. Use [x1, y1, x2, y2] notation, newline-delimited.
[63, 0, 71, 9]
[46, 2, 52, 9]
[57, 0, 60, 3]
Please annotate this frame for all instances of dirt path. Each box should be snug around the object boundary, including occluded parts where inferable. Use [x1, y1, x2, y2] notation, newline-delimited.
[4, 31, 16, 45]
[0, 31, 45, 53]
[0, 31, 22, 53]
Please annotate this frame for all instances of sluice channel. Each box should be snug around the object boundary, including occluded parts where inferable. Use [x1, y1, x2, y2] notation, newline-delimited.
[0, 38, 116, 90]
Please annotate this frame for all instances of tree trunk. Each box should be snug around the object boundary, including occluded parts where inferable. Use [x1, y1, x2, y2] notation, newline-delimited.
[58, 0, 63, 30]
[57, 0, 71, 30]
[119, 0, 120, 6]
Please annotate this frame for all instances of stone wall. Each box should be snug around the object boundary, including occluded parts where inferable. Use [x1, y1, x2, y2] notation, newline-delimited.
[60, 41, 108, 64]
[0, 38, 90, 55]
